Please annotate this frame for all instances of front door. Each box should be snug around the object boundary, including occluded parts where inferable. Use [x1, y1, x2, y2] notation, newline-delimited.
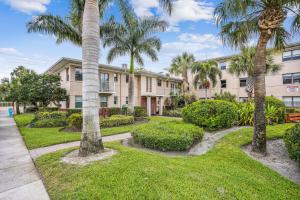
[151, 97, 156, 115]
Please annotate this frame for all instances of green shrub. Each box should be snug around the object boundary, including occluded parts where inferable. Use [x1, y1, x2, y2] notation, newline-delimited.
[237, 102, 254, 126]
[32, 118, 66, 128]
[108, 107, 121, 116]
[66, 109, 81, 117]
[67, 113, 82, 130]
[182, 100, 238, 131]
[25, 107, 38, 113]
[38, 107, 59, 112]
[286, 107, 300, 113]
[35, 111, 67, 120]
[132, 121, 204, 151]
[214, 91, 237, 103]
[284, 124, 300, 165]
[266, 105, 281, 125]
[163, 108, 182, 117]
[265, 96, 285, 123]
[100, 115, 134, 128]
[134, 106, 147, 118]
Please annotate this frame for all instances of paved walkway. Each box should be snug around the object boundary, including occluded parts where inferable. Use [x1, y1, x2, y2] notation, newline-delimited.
[0, 115, 50, 200]
[30, 133, 131, 160]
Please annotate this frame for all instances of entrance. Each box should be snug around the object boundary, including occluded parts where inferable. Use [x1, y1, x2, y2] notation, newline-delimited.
[141, 97, 157, 115]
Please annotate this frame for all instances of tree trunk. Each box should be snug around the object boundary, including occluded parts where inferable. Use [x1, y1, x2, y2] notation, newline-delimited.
[128, 53, 135, 115]
[16, 102, 20, 114]
[246, 75, 254, 101]
[252, 31, 271, 154]
[79, 0, 104, 157]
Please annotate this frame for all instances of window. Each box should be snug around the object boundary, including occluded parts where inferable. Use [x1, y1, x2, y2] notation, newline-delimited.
[66, 68, 69, 81]
[240, 78, 247, 87]
[126, 75, 129, 83]
[126, 96, 128, 104]
[114, 96, 118, 105]
[146, 77, 152, 92]
[157, 79, 162, 87]
[283, 73, 300, 84]
[100, 96, 108, 107]
[283, 49, 300, 61]
[75, 96, 82, 108]
[166, 81, 169, 87]
[75, 68, 82, 81]
[283, 97, 300, 107]
[114, 73, 118, 82]
[221, 80, 226, 88]
[220, 62, 226, 70]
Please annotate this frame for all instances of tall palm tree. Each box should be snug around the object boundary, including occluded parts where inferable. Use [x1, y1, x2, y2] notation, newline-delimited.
[229, 46, 281, 100]
[102, 15, 168, 114]
[169, 52, 195, 93]
[192, 60, 222, 99]
[215, 0, 300, 154]
[79, 0, 103, 156]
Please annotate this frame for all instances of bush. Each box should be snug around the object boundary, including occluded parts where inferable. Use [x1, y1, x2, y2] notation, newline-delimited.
[237, 102, 254, 126]
[163, 108, 182, 117]
[182, 100, 238, 131]
[66, 109, 82, 117]
[100, 115, 134, 128]
[32, 118, 66, 128]
[265, 96, 285, 123]
[67, 113, 82, 130]
[134, 106, 147, 118]
[38, 107, 59, 112]
[25, 107, 38, 113]
[35, 111, 67, 120]
[266, 105, 281, 125]
[108, 107, 121, 116]
[132, 121, 204, 151]
[214, 91, 237, 103]
[284, 124, 300, 165]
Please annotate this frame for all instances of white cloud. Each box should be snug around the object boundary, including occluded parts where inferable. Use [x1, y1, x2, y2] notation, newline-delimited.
[131, 0, 159, 17]
[0, 48, 22, 56]
[1, 0, 50, 14]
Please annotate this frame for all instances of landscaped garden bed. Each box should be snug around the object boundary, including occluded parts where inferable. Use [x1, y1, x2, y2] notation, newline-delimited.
[131, 121, 203, 151]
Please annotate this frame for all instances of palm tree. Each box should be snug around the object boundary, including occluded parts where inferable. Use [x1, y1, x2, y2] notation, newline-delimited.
[229, 46, 281, 100]
[169, 52, 195, 93]
[192, 60, 222, 99]
[102, 15, 168, 114]
[215, 0, 300, 154]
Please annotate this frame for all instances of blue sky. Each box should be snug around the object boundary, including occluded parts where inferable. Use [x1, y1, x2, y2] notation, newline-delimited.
[0, 0, 297, 79]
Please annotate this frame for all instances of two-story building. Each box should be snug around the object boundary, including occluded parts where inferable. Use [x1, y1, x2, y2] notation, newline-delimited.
[189, 43, 300, 107]
[46, 58, 182, 115]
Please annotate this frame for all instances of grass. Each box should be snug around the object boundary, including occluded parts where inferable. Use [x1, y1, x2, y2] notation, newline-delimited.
[36, 123, 300, 200]
[14, 114, 178, 149]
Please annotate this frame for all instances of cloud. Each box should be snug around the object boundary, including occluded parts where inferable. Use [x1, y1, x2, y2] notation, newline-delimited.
[131, 0, 159, 17]
[0, 48, 22, 56]
[1, 0, 50, 14]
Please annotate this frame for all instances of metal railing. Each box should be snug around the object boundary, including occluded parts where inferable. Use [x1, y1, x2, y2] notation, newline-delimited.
[99, 80, 115, 93]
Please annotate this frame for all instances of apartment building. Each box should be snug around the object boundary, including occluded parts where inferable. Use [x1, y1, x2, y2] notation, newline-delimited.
[188, 43, 300, 107]
[46, 58, 182, 115]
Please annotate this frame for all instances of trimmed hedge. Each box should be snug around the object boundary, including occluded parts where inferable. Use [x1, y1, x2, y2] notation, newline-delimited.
[134, 106, 147, 118]
[182, 100, 238, 131]
[67, 113, 82, 130]
[284, 124, 300, 165]
[163, 108, 182, 117]
[132, 121, 203, 151]
[100, 115, 134, 128]
[35, 111, 67, 120]
[32, 118, 66, 128]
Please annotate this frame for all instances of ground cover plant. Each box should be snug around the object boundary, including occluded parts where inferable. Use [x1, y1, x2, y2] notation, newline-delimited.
[35, 123, 299, 199]
[15, 114, 178, 149]
[182, 100, 238, 131]
[284, 123, 300, 165]
[132, 121, 203, 151]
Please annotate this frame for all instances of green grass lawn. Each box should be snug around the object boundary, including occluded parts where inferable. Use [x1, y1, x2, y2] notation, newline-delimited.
[14, 114, 178, 149]
[36, 123, 300, 200]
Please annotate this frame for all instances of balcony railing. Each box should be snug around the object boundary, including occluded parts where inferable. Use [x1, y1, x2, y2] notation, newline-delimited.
[99, 80, 115, 93]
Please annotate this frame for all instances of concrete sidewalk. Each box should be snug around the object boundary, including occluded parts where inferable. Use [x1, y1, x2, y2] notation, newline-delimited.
[0, 115, 49, 200]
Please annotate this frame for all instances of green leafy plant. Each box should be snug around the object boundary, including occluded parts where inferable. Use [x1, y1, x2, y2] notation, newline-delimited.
[132, 121, 203, 151]
[67, 113, 83, 131]
[284, 124, 300, 165]
[33, 118, 66, 128]
[100, 115, 134, 128]
[265, 96, 286, 124]
[182, 100, 238, 131]
[237, 102, 254, 126]
[163, 108, 182, 117]
[265, 105, 280, 125]
[35, 111, 67, 120]
[214, 91, 237, 103]
[134, 106, 147, 119]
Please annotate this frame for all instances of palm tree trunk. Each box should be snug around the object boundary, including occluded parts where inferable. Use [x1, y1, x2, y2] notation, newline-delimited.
[246, 75, 254, 101]
[128, 53, 135, 115]
[79, 0, 104, 157]
[252, 31, 271, 154]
